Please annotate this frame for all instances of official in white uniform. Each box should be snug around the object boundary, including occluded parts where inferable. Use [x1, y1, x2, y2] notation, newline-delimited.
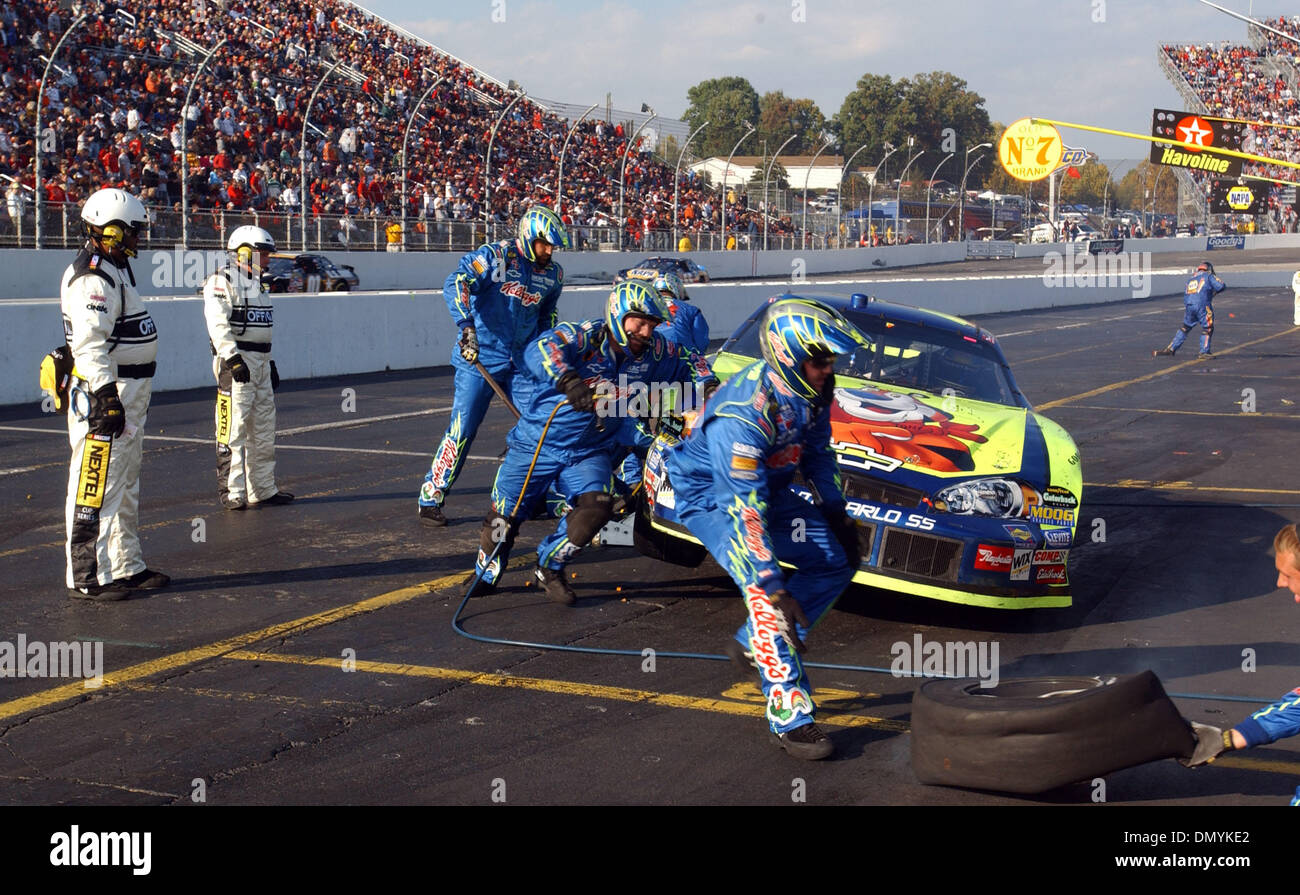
[61, 189, 169, 600]
[202, 225, 293, 510]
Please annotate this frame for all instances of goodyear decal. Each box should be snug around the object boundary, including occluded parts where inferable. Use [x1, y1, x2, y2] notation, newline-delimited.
[1042, 486, 1077, 509]
[77, 435, 112, 510]
[216, 391, 232, 445]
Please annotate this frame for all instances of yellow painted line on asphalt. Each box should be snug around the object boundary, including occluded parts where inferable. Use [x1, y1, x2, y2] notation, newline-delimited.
[1085, 480, 1300, 496]
[1069, 404, 1300, 418]
[222, 649, 911, 733]
[1015, 344, 1106, 365]
[1214, 754, 1300, 775]
[0, 569, 472, 722]
[1037, 326, 1300, 410]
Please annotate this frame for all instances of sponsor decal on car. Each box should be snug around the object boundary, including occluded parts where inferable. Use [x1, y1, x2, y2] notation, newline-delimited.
[841, 498, 936, 530]
[1043, 527, 1073, 547]
[1042, 486, 1078, 509]
[1010, 548, 1032, 581]
[974, 544, 1013, 571]
[1029, 504, 1075, 526]
[1003, 524, 1036, 544]
[1032, 549, 1068, 565]
[1034, 564, 1068, 583]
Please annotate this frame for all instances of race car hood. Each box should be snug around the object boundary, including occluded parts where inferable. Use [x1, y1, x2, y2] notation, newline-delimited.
[827, 379, 1032, 481]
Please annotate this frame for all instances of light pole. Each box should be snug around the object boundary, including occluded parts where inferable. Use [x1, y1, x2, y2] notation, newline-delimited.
[957, 141, 991, 242]
[35, 12, 86, 248]
[866, 142, 897, 245]
[300, 58, 344, 252]
[924, 152, 953, 243]
[556, 101, 600, 216]
[672, 119, 708, 250]
[720, 120, 755, 251]
[894, 142, 923, 243]
[483, 84, 526, 239]
[180, 37, 228, 247]
[618, 104, 656, 250]
[1150, 165, 1167, 233]
[801, 135, 835, 250]
[836, 142, 870, 247]
[400, 75, 444, 251]
[763, 133, 798, 250]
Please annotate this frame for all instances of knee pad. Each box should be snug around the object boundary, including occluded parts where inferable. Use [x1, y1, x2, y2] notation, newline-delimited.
[1180, 324, 1193, 334]
[479, 511, 520, 556]
[563, 491, 614, 547]
[1202, 324, 1213, 336]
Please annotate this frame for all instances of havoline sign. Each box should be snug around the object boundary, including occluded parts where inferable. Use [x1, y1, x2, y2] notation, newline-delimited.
[1150, 110, 1244, 178]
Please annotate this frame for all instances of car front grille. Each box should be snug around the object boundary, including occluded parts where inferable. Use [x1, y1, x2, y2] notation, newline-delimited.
[842, 474, 926, 509]
[877, 529, 963, 582]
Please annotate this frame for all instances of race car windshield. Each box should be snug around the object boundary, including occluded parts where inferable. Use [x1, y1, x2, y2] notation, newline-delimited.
[723, 307, 1023, 408]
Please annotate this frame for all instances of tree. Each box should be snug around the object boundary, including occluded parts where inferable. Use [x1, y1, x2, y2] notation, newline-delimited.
[748, 155, 789, 191]
[833, 71, 994, 184]
[1059, 160, 1112, 208]
[1114, 160, 1179, 217]
[683, 77, 761, 158]
[757, 91, 827, 155]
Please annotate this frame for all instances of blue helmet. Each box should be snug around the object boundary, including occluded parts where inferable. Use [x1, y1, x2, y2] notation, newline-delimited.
[651, 270, 686, 303]
[517, 205, 570, 264]
[606, 280, 670, 350]
[759, 298, 866, 401]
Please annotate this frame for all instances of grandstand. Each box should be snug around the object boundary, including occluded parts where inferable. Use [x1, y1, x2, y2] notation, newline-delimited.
[0, 0, 790, 252]
[1158, 13, 1300, 232]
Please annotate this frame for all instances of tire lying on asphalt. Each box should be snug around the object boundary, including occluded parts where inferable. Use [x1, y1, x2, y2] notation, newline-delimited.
[911, 671, 1197, 794]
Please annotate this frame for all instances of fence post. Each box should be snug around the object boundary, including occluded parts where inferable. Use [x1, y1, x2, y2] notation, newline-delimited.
[61, 203, 67, 247]
[316, 215, 322, 250]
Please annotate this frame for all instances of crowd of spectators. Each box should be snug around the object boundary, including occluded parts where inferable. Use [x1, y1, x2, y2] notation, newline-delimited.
[1161, 23, 1300, 231]
[0, 0, 795, 248]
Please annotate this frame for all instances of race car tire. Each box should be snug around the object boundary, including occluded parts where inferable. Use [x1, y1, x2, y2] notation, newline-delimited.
[632, 496, 707, 568]
[911, 671, 1196, 794]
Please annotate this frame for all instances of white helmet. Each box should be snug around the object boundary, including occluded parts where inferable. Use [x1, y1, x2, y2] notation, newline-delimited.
[228, 225, 275, 254]
[81, 188, 149, 257]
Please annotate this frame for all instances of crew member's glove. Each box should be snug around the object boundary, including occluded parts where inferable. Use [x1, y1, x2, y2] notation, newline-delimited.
[557, 371, 596, 414]
[270, 360, 280, 391]
[767, 588, 811, 654]
[1179, 722, 1232, 768]
[826, 511, 862, 569]
[458, 324, 479, 365]
[89, 382, 126, 438]
[224, 353, 251, 383]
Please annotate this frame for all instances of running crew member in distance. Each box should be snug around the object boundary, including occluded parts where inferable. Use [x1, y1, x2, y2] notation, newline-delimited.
[1154, 261, 1226, 358]
[60, 188, 169, 600]
[203, 225, 293, 510]
[416, 206, 568, 526]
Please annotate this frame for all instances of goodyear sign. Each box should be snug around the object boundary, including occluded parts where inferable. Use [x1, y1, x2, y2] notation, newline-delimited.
[1209, 180, 1266, 215]
[999, 118, 1062, 182]
[1150, 109, 1243, 178]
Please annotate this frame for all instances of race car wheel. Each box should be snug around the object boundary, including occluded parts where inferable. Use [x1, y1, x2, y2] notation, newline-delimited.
[632, 497, 707, 568]
[911, 671, 1196, 794]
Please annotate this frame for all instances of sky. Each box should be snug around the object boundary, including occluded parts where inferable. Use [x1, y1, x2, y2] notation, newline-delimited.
[355, 0, 1289, 161]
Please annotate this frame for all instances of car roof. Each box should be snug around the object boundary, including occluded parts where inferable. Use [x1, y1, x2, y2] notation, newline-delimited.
[771, 293, 983, 339]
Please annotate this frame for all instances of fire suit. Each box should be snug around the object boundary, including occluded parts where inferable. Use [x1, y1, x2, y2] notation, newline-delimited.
[1231, 686, 1300, 805]
[1168, 269, 1226, 355]
[664, 359, 854, 736]
[60, 249, 158, 590]
[203, 265, 283, 503]
[657, 297, 710, 355]
[474, 319, 713, 584]
[418, 239, 562, 509]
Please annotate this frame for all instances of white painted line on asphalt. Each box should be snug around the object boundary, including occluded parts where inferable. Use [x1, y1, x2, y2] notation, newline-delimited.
[276, 406, 453, 436]
[0, 466, 38, 476]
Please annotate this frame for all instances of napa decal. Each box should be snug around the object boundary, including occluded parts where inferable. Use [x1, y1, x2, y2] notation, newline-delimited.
[829, 387, 987, 474]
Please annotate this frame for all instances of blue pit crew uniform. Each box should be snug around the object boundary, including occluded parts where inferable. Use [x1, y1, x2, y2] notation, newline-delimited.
[657, 297, 710, 356]
[1165, 268, 1225, 356]
[1231, 687, 1300, 805]
[664, 360, 854, 736]
[474, 319, 714, 585]
[418, 239, 562, 509]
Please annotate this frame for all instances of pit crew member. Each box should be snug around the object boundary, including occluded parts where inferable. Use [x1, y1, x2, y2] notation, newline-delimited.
[1154, 261, 1226, 358]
